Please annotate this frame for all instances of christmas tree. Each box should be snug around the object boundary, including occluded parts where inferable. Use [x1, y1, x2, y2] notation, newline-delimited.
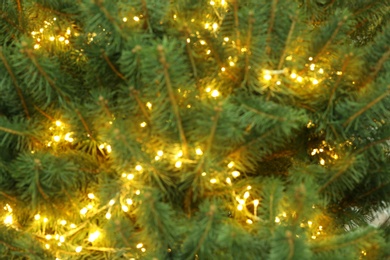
[1, 0, 390, 259]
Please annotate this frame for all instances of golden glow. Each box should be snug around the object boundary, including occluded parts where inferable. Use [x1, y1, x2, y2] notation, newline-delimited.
[127, 174, 134, 180]
[227, 161, 234, 168]
[43, 217, 48, 223]
[157, 150, 163, 156]
[308, 221, 313, 227]
[122, 17, 128, 22]
[60, 220, 67, 225]
[276, 81, 281, 85]
[88, 231, 101, 242]
[246, 219, 253, 224]
[275, 217, 281, 223]
[318, 68, 324, 74]
[308, 57, 313, 61]
[60, 236, 65, 243]
[75, 246, 82, 253]
[253, 199, 259, 207]
[247, 186, 251, 190]
[45, 244, 50, 249]
[221, 67, 226, 72]
[146, 102, 152, 109]
[336, 71, 343, 75]
[243, 191, 250, 199]
[87, 193, 95, 199]
[310, 64, 315, 71]
[105, 212, 111, 219]
[109, 199, 115, 206]
[237, 204, 243, 211]
[80, 208, 88, 215]
[34, 214, 41, 220]
[229, 61, 235, 66]
[122, 205, 129, 212]
[224, 37, 229, 42]
[4, 215, 13, 225]
[211, 90, 220, 97]
[290, 73, 297, 79]
[200, 40, 206, 45]
[263, 74, 272, 81]
[201, 172, 207, 176]
[34, 44, 40, 49]
[205, 23, 210, 29]
[311, 235, 316, 240]
[312, 79, 319, 85]
[133, 16, 140, 22]
[195, 148, 203, 155]
[135, 165, 143, 171]
[141, 248, 146, 252]
[297, 76, 303, 83]
[53, 136, 61, 142]
[106, 145, 112, 153]
[206, 49, 211, 55]
[45, 234, 52, 240]
[175, 161, 182, 168]
[59, 36, 65, 42]
[126, 199, 133, 205]
[210, 178, 217, 184]
[140, 122, 147, 127]
[210, 0, 215, 5]
[285, 55, 293, 61]
[319, 158, 325, 165]
[232, 171, 240, 178]
[135, 190, 141, 195]
[226, 177, 231, 184]
[70, 223, 77, 229]
[212, 23, 218, 30]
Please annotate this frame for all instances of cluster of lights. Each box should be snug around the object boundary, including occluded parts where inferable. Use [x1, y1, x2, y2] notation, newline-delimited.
[46, 120, 74, 147]
[310, 140, 339, 166]
[3, 204, 13, 226]
[31, 18, 73, 49]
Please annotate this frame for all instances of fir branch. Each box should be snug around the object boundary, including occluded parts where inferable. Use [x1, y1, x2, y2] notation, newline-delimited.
[0, 126, 25, 136]
[157, 44, 188, 158]
[102, 51, 126, 81]
[0, 10, 23, 34]
[74, 108, 96, 142]
[130, 87, 150, 123]
[0, 48, 30, 119]
[343, 87, 390, 127]
[15, 0, 22, 28]
[319, 156, 356, 193]
[33, 105, 55, 121]
[286, 231, 294, 260]
[232, 0, 241, 50]
[266, 0, 278, 55]
[241, 104, 287, 122]
[0, 191, 17, 202]
[185, 29, 199, 89]
[141, 0, 153, 34]
[93, 0, 122, 36]
[191, 205, 216, 259]
[362, 48, 390, 87]
[277, 11, 298, 70]
[242, 11, 254, 87]
[357, 180, 390, 200]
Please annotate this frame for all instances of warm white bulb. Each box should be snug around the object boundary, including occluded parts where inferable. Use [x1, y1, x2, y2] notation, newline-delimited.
[195, 148, 203, 155]
[135, 165, 143, 171]
[88, 231, 100, 242]
[75, 246, 82, 253]
[232, 171, 240, 178]
[210, 178, 217, 184]
[88, 193, 95, 199]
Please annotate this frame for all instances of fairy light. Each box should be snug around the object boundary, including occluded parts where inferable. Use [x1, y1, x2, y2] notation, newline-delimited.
[70, 223, 77, 229]
[246, 219, 253, 224]
[308, 57, 313, 61]
[232, 171, 240, 178]
[137, 243, 143, 248]
[109, 199, 115, 206]
[212, 23, 218, 30]
[206, 50, 211, 55]
[135, 165, 143, 171]
[275, 217, 281, 223]
[285, 55, 293, 61]
[186, 38, 191, 43]
[201, 172, 207, 176]
[59, 236, 65, 243]
[205, 23, 210, 29]
[45, 234, 52, 240]
[200, 40, 206, 45]
[237, 204, 243, 211]
[106, 145, 112, 153]
[318, 68, 324, 74]
[311, 235, 316, 240]
[75, 246, 82, 253]
[210, 0, 215, 5]
[243, 191, 250, 199]
[229, 61, 235, 66]
[87, 193, 95, 199]
[253, 199, 259, 216]
[87, 204, 93, 209]
[4, 215, 13, 225]
[276, 81, 281, 85]
[157, 150, 163, 156]
[146, 102, 152, 109]
[135, 190, 141, 195]
[227, 161, 234, 168]
[226, 177, 231, 184]
[290, 73, 297, 79]
[34, 44, 40, 49]
[60, 220, 67, 225]
[59, 36, 65, 42]
[45, 244, 50, 249]
[310, 64, 315, 71]
[141, 248, 146, 252]
[127, 174, 134, 180]
[319, 158, 325, 165]
[224, 37, 229, 42]
[140, 122, 147, 127]
[221, 0, 226, 5]
[211, 90, 220, 97]
[221, 67, 226, 72]
[308, 221, 313, 227]
[195, 148, 203, 155]
[88, 231, 100, 242]
[263, 74, 272, 81]
[247, 186, 251, 190]
[297, 76, 303, 83]
[43, 217, 48, 223]
[312, 79, 319, 85]
[53, 136, 61, 142]
[126, 199, 133, 205]
[336, 71, 343, 75]
[123, 17, 128, 22]
[133, 16, 140, 22]
[65, 39, 69, 44]
[122, 205, 129, 212]
[105, 212, 111, 219]
[80, 208, 88, 215]
[210, 178, 217, 184]
[49, 36, 55, 41]
[175, 161, 182, 168]
[34, 214, 41, 220]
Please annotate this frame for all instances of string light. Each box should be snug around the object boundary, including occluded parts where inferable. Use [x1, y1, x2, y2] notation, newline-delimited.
[105, 212, 111, 219]
[275, 217, 281, 223]
[126, 199, 133, 205]
[232, 171, 240, 178]
[87, 193, 95, 199]
[157, 150, 163, 156]
[4, 215, 13, 225]
[211, 90, 220, 97]
[137, 243, 143, 248]
[140, 122, 147, 127]
[127, 174, 134, 180]
[175, 161, 182, 168]
[34, 214, 41, 220]
[60, 220, 67, 225]
[312, 79, 319, 85]
[243, 191, 250, 199]
[133, 16, 140, 22]
[195, 148, 203, 155]
[210, 178, 217, 184]
[75, 246, 82, 253]
[227, 161, 234, 168]
[246, 219, 253, 224]
[122, 17, 128, 22]
[109, 199, 115, 206]
[122, 205, 129, 212]
[146, 102, 152, 109]
[80, 208, 88, 215]
[135, 165, 143, 171]
[88, 231, 101, 242]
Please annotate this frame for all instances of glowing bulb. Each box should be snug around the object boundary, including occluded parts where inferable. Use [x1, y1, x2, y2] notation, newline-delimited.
[275, 217, 281, 223]
[211, 90, 220, 97]
[135, 190, 141, 195]
[226, 177, 231, 184]
[59, 36, 65, 42]
[243, 191, 250, 199]
[34, 44, 40, 50]
[146, 102, 152, 109]
[137, 243, 143, 248]
[318, 68, 324, 74]
[141, 248, 146, 252]
[34, 214, 41, 220]
[253, 200, 259, 207]
[239, 199, 245, 205]
[227, 161, 234, 168]
[45, 244, 50, 249]
[229, 61, 235, 67]
[247, 186, 252, 190]
[126, 199, 133, 205]
[140, 122, 147, 127]
[175, 161, 182, 168]
[135, 165, 143, 171]
[336, 71, 343, 75]
[106, 145, 112, 153]
[133, 16, 140, 22]
[186, 38, 190, 43]
[49, 36, 55, 41]
[246, 219, 253, 224]
[53, 136, 61, 142]
[43, 217, 48, 223]
[195, 148, 203, 155]
[88, 193, 95, 199]
[127, 174, 134, 180]
[60, 220, 67, 225]
[311, 235, 316, 240]
[232, 171, 240, 178]
[290, 73, 297, 79]
[4, 215, 12, 225]
[105, 212, 111, 219]
[70, 223, 76, 229]
[210, 0, 215, 5]
[263, 74, 272, 81]
[319, 158, 325, 165]
[237, 204, 243, 211]
[65, 39, 69, 44]
[212, 23, 218, 30]
[319, 226, 323, 231]
[59, 236, 65, 242]
[109, 199, 115, 206]
[123, 17, 128, 22]
[75, 246, 82, 253]
[221, 67, 226, 72]
[312, 79, 319, 85]
[206, 50, 211, 55]
[310, 64, 315, 71]
[308, 221, 313, 227]
[80, 208, 88, 215]
[157, 150, 163, 156]
[297, 76, 303, 82]
[200, 40, 206, 45]
[201, 172, 207, 176]
[45, 234, 52, 240]
[205, 23, 210, 29]
[276, 81, 281, 85]
[122, 205, 129, 212]
[221, 0, 226, 5]
[88, 231, 100, 242]
[308, 57, 313, 61]
[285, 55, 293, 61]
[224, 37, 229, 42]
[66, 28, 71, 35]
[39, 28, 44, 33]
[210, 178, 217, 184]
